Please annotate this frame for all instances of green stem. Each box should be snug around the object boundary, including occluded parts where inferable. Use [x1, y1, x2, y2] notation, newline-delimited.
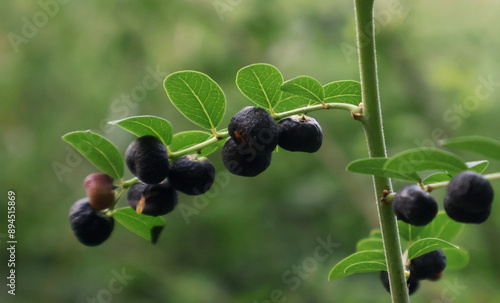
[169, 131, 230, 159]
[353, 1, 410, 302]
[273, 102, 361, 119]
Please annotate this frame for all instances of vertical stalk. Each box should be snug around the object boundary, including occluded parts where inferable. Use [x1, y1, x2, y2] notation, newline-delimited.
[353, 1, 410, 302]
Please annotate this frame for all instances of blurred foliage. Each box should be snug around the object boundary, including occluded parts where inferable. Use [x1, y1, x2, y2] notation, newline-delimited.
[1, 0, 500, 302]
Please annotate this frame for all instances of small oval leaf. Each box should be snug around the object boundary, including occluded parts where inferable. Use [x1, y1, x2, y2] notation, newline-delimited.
[109, 115, 173, 146]
[370, 229, 382, 239]
[281, 76, 325, 104]
[347, 158, 421, 182]
[236, 63, 283, 110]
[164, 71, 226, 130]
[398, 220, 425, 242]
[408, 238, 459, 261]
[419, 211, 464, 242]
[442, 248, 469, 270]
[62, 131, 124, 180]
[329, 251, 386, 281]
[170, 131, 221, 157]
[441, 136, 500, 162]
[273, 92, 309, 113]
[323, 80, 361, 105]
[384, 148, 467, 175]
[466, 160, 489, 174]
[356, 238, 384, 252]
[113, 207, 165, 244]
[422, 172, 452, 185]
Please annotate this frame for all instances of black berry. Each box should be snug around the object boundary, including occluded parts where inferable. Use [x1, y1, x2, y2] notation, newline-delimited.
[221, 138, 272, 177]
[228, 106, 278, 154]
[125, 135, 169, 184]
[444, 170, 494, 224]
[277, 115, 323, 153]
[84, 173, 115, 210]
[168, 155, 215, 195]
[380, 271, 420, 295]
[409, 249, 447, 280]
[127, 181, 178, 216]
[392, 185, 438, 226]
[69, 197, 114, 246]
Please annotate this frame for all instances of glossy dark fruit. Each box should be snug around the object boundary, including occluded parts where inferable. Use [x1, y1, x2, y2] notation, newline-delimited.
[221, 138, 272, 177]
[228, 106, 278, 154]
[277, 115, 323, 153]
[127, 181, 178, 216]
[168, 155, 215, 195]
[444, 170, 494, 224]
[409, 249, 447, 280]
[392, 185, 438, 226]
[69, 197, 114, 246]
[84, 173, 115, 210]
[380, 271, 420, 295]
[125, 135, 169, 184]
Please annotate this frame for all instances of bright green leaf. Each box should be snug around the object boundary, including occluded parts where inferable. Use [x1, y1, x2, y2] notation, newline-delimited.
[408, 238, 459, 261]
[398, 220, 424, 242]
[466, 160, 489, 174]
[273, 92, 309, 113]
[384, 148, 467, 175]
[419, 211, 464, 242]
[329, 251, 386, 281]
[441, 136, 500, 162]
[281, 76, 324, 104]
[236, 63, 283, 110]
[62, 131, 124, 180]
[113, 207, 165, 244]
[422, 173, 452, 185]
[323, 80, 361, 105]
[356, 238, 384, 252]
[164, 71, 226, 130]
[108, 115, 173, 146]
[443, 248, 469, 270]
[170, 131, 220, 157]
[370, 229, 382, 239]
[347, 158, 421, 182]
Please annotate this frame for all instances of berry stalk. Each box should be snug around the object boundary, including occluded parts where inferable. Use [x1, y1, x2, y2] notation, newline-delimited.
[353, 1, 410, 302]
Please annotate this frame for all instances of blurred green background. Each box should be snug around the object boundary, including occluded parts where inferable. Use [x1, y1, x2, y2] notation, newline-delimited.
[1, 0, 500, 302]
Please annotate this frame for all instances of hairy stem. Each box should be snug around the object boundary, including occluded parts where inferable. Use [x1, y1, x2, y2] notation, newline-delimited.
[353, 1, 410, 302]
[272, 102, 361, 119]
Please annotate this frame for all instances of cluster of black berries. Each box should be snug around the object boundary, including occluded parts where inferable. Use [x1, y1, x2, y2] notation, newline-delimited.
[381, 249, 447, 296]
[222, 106, 323, 176]
[69, 135, 216, 246]
[392, 170, 494, 226]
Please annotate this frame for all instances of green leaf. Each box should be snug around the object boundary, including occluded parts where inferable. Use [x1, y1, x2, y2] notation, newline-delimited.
[407, 238, 459, 261]
[441, 136, 500, 162]
[236, 63, 283, 110]
[347, 158, 421, 182]
[422, 173, 452, 185]
[419, 211, 464, 242]
[329, 251, 386, 281]
[62, 131, 124, 180]
[108, 115, 173, 146]
[113, 207, 165, 244]
[273, 92, 309, 113]
[370, 229, 382, 239]
[170, 131, 220, 157]
[164, 71, 226, 130]
[443, 248, 469, 270]
[281, 76, 325, 104]
[356, 238, 384, 252]
[398, 220, 424, 242]
[384, 148, 467, 175]
[466, 160, 489, 174]
[323, 80, 361, 105]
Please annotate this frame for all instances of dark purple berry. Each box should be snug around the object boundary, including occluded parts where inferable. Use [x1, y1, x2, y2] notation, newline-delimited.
[221, 138, 272, 177]
[277, 115, 323, 153]
[392, 185, 438, 226]
[127, 181, 178, 216]
[125, 136, 169, 184]
[69, 198, 114, 246]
